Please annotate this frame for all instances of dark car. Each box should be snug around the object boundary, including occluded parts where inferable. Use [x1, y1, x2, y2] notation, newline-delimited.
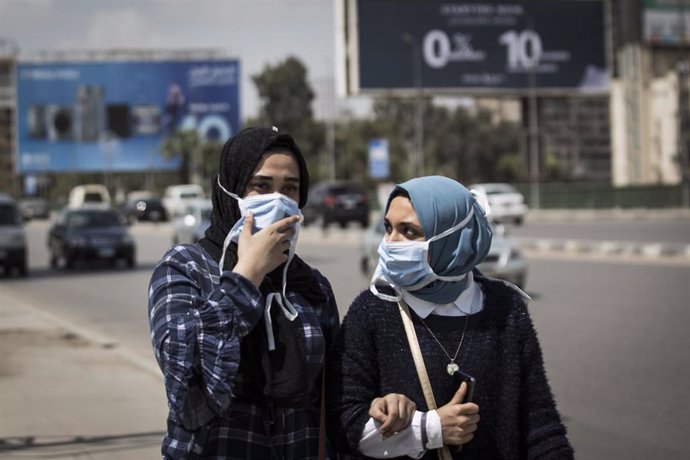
[302, 181, 370, 228]
[122, 197, 168, 223]
[47, 208, 136, 269]
[0, 193, 28, 277]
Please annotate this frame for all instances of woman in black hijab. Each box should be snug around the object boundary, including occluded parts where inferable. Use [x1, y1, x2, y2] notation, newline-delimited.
[148, 127, 340, 459]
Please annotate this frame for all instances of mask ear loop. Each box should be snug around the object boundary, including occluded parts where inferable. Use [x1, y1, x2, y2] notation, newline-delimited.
[264, 233, 299, 350]
[470, 189, 492, 217]
[369, 263, 403, 302]
[216, 176, 244, 275]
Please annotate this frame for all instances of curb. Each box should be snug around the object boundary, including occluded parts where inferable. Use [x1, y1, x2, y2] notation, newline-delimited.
[524, 208, 690, 222]
[514, 237, 690, 261]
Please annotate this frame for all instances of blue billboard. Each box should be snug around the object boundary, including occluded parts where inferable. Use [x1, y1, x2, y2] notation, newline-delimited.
[16, 59, 240, 173]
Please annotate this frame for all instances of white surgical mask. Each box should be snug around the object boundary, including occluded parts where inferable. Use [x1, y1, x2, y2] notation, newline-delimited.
[370, 207, 474, 302]
[217, 176, 302, 350]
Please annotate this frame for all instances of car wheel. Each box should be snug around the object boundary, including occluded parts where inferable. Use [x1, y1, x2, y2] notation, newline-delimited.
[18, 261, 28, 277]
[360, 217, 369, 228]
[339, 221, 347, 229]
[514, 217, 523, 226]
[126, 257, 136, 269]
[65, 256, 75, 269]
[50, 253, 58, 269]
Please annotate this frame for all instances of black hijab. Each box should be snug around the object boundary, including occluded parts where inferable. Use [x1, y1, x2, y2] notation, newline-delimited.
[201, 126, 309, 250]
[198, 126, 326, 407]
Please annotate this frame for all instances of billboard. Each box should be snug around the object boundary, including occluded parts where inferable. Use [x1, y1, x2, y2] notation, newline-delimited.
[342, 0, 608, 95]
[643, 0, 690, 46]
[16, 59, 240, 173]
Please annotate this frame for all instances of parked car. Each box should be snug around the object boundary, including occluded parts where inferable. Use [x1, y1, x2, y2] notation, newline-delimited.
[172, 199, 212, 245]
[19, 197, 50, 220]
[47, 208, 136, 269]
[122, 196, 168, 223]
[67, 184, 111, 209]
[162, 184, 205, 218]
[0, 193, 28, 277]
[469, 183, 528, 225]
[302, 181, 370, 228]
[360, 215, 527, 289]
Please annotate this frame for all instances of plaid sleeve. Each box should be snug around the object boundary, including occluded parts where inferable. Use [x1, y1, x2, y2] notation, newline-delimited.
[148, 245, 264, 430]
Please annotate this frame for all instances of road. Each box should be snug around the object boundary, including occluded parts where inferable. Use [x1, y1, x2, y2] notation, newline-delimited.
[2, 217, 689, 459]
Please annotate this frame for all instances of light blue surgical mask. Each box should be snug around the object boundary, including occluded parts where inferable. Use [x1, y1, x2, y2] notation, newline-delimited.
[370, 207, 474, 302]
[217, 176, 303, 350]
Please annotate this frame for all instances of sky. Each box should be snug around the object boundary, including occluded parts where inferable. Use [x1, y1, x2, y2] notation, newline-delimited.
[0, 0, 355, 120]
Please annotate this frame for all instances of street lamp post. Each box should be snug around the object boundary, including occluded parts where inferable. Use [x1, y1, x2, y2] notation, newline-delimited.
[402, 33, 425, 178]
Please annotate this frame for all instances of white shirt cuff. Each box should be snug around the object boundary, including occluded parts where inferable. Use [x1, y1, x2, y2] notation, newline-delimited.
[425, 409, 444, 450]
[358, 411, 426, 458]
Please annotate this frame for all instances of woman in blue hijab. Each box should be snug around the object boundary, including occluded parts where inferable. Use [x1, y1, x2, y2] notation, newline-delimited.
[327, 176, 573, 460]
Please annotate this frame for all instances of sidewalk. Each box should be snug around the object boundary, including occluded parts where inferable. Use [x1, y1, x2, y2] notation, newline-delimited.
[0, 291, 168, 459]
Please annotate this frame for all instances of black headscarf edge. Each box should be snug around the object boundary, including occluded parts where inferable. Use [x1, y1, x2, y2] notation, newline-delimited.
[202, 127, 310, 254]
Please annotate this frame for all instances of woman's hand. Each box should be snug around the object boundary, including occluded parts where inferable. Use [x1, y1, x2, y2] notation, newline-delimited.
[233, 213, 300, 287]
[436, 382, 480, 446]
[369, 393, 417, 440]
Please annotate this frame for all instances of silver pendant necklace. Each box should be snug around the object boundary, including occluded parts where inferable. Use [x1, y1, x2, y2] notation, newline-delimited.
[418, 314, 470, 376]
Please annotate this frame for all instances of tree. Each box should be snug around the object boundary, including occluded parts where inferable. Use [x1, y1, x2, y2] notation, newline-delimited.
[160, 129, 221, 186]
[250, 56, 315, 134]
[246, 56, 326, 181]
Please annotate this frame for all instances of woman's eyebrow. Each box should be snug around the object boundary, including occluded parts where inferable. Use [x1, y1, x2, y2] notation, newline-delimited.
[250, 175, 273, 182]
[250, 175, 300, 184]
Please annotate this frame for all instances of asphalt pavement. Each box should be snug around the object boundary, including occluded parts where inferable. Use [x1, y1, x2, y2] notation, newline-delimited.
[0, 290, 167, 459]
[1, 207, 688, 459]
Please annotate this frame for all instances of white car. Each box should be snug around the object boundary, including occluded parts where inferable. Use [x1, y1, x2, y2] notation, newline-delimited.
[360, 216, 527, 289]
[172, 199, 212, 245]
[469, 183, 528, 225]
[163, 184, 205, 218]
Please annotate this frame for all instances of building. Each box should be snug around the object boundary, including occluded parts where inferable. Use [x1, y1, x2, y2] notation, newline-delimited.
[609, 0, 690, 186]
[0, 40, 18, 195]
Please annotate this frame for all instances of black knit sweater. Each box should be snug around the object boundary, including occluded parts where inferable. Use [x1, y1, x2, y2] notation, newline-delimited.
[326, 276, 574, 460]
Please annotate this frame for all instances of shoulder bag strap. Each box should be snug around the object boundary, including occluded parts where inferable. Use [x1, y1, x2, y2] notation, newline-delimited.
[319, 366, 326, 460]
[398, 300, 453, 460]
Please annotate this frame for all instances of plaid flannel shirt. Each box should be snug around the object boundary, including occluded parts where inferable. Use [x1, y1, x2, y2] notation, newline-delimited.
[148, 243, 340, 459]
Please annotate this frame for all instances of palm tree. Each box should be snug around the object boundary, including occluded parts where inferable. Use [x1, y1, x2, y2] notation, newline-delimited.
[160, 129, 202, 184]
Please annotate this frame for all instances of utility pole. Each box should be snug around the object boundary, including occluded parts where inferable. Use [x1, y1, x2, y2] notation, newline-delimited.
[678, 0, 690, 208]
[402, 33, 425, 178]
[526, 17, 541, 210]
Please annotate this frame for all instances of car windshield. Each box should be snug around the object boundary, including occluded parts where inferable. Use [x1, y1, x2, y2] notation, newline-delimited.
[329, 185, 364, 195]
[0, 204, 21, 225]
[67, 210, 121, 228]
[83, 192, 105, 203]
[483, 184, 518, 194]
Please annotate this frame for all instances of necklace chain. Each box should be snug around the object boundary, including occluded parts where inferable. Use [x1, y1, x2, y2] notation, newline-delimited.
[418, 315, 469, 374]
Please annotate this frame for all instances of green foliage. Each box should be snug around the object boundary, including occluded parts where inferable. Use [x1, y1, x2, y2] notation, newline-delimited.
[252, 56, 315, 134]
[246, 56, 527, 189]
[159, 129, 221, 187]
[247, 56, 326, 183]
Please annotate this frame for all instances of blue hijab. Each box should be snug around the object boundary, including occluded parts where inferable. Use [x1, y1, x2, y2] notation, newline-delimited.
[385, 176, 492, 304]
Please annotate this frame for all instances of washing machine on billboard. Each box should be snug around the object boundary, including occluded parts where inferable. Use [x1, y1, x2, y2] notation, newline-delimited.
[106, 104, 131, 138]
[75, 85, 105, 142]
[45, 105, 75, 141]
[27, 105, 48, 139]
